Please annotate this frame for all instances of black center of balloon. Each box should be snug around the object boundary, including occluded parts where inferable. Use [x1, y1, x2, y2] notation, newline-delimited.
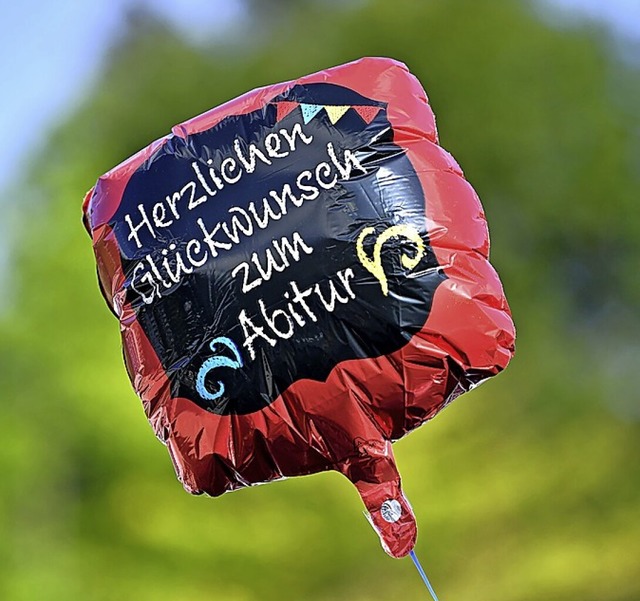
[111, 83, 445, 414]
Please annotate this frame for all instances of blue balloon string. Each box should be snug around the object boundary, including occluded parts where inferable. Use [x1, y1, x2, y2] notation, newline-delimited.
[409, 549, 440, 601]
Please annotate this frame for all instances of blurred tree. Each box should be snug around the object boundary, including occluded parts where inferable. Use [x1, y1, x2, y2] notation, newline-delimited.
[1, 1, 639, 600]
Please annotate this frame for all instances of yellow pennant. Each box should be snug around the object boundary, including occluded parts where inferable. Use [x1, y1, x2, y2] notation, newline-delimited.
[324, 105, 350, 124]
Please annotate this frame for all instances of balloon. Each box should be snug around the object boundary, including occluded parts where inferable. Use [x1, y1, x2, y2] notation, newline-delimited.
[83, 57, 515, 558]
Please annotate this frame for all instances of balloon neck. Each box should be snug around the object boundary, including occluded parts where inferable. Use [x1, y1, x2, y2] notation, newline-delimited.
[338, 447, 417, 558]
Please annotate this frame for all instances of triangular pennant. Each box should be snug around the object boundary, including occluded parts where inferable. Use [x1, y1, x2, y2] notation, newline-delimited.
[353, 105, 382, 124]
[300, 104, 323, 124]
[324, 105, 350, 125]
[275, 101, 298, 122]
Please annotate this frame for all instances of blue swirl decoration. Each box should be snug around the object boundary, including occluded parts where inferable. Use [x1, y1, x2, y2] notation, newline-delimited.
[196, 337, 244, 402]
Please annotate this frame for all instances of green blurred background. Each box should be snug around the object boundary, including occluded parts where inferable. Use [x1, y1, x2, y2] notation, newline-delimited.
[1, 1, 639, 599]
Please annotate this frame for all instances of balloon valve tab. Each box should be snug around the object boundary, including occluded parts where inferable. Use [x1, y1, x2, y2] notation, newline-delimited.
[362, 512, 441, 599]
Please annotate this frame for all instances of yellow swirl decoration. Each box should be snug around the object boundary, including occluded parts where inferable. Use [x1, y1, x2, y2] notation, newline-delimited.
[356, 224, 425, 296]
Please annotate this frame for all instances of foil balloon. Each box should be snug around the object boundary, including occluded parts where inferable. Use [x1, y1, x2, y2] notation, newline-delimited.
[83, 57, 515, 558]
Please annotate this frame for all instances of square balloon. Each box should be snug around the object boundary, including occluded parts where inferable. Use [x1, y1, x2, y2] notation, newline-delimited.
[83, 57, 515, 558]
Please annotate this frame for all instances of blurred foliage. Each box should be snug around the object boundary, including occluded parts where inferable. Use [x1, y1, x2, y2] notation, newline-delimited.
[1, 0, 639, 599]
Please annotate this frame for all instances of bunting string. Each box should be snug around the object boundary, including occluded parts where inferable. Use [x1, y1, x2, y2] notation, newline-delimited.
[273, 101, 382, 125]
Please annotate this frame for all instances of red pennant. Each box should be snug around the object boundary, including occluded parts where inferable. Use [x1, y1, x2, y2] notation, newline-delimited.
[354, 105, 381, 124]
[275, 101, 299, 122]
